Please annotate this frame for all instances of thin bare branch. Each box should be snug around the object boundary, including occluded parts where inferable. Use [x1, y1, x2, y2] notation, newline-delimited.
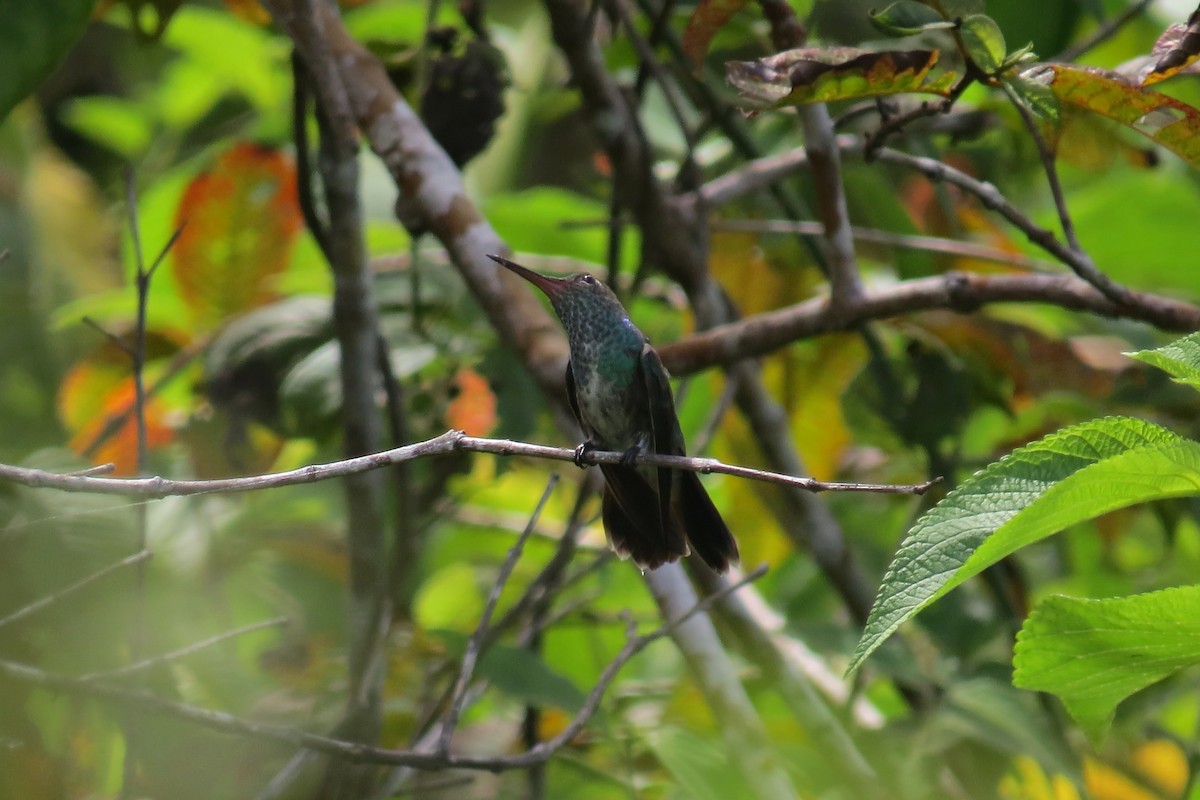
[1056, 0, 1155, 62]
[1001, 81, 1136, 307]
[712, 218, 1057, 271]
[0, 550, 153, 629]
[0, 430, 938, 498]
[78, 617, 289, 680]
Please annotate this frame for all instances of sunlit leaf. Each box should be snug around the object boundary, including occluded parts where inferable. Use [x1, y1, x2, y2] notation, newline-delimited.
[172, 143, 303, 327]
[682, 0, 749, 65]
[848, 416, 1186, 675]
[1014, 585, 1200, 742]
[0, 0, 93, 122]
[1143, 10, 1200, 86]
[869, 1, 953, 37]
[1129, 740, 1189, 797]
[1033, 64, 1200, 171]
[728, 48, 958, 112]
[414, 563, 484, 632]
[1127, 330, 1200, 392]
[960, 14, 1007, 74]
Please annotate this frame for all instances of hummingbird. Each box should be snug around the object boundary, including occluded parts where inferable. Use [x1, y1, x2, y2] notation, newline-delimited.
[488, 254, 739, 573]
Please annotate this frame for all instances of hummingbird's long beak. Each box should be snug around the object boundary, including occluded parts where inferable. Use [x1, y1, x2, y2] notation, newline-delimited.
[487, 254, 567, 299]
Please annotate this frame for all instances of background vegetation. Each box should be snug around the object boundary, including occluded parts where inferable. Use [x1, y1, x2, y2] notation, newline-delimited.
[3, 0, 1200, 798]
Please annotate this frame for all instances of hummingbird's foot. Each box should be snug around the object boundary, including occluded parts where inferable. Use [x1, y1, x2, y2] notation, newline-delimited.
[619, 445, 643, 468]
[573, 441, 596, 468]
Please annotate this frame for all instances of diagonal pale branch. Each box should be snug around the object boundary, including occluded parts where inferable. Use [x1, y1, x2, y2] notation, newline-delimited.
[77, 617, 290, 680]
[0, 566, 767, 772]
[0, 550, 153, 628]
[0, 431, 938, 499]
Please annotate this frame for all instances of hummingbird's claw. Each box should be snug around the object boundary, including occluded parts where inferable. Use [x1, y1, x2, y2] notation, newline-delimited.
[619, 446, 642, 468]
[573, 441, 596, 468]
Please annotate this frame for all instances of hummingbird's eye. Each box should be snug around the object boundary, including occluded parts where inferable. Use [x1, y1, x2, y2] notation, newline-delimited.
[580, 275, 598, 285]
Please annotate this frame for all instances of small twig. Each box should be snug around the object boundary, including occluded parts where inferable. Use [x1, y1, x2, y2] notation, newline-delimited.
[79, 617, 289, 680]
[0, 565, 766, 771]
[80, 333, 213, 459]
[1056, 0, 1155, 62]
[0, 550, 153, 629]
[68, 463, 117, 477]
[0, 429, 940, 497]
[292, 51, 334, 261]
[82, 316, 132, 356]
[711, 218, 1056, 272]
[438, 474, 560, 753]
[608, 0, 695, 149]
[863, 70, 978, 158]
[1000, 82, 1135, 307]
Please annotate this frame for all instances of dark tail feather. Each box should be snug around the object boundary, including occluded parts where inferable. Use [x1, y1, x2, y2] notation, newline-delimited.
[677, 471, 739, 573]
[601, 467, 688, 570]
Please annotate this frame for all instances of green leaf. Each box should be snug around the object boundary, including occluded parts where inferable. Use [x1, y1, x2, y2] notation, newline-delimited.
[0, 0, 94, 122]
[869, 1, 954, 37]
[848, 416, 1184, 675]
[480, 645, 587, 713]
[414, 564, 485, 632]
[1002, 74, 1060, 123]
[60, 96, 155, 158]
[1000, 41, 1037, 71]
[1128, 331, 1200, 391]
[727, 48, 958, 111]
[435, 631, 586, 712]
[959, 14, 1007, 74]
[1013, 585, 1200, 742]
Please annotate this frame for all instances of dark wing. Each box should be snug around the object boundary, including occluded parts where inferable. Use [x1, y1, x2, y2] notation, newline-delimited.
[638, 344, 737, 572]
[565, 360, 583, 429]
[637, 344, 683, 539]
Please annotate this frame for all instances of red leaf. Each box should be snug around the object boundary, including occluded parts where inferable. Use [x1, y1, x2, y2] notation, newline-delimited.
[172, 143, 303, 327]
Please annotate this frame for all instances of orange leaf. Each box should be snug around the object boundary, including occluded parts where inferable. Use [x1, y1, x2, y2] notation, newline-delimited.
[172, 143, 303, 327]
[445, 367, 498, 437]
[64, 377, 173, 476]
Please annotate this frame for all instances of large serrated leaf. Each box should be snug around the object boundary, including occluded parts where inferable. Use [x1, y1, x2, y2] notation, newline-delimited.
[728, 48, 958, 111]
[1033, 64, 1200, 171]
[1, 0, 94, 122]
[1013, 585, 1200, 743]
[848, 416, 1183, 675]
[1128, 331, 1200, 391]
